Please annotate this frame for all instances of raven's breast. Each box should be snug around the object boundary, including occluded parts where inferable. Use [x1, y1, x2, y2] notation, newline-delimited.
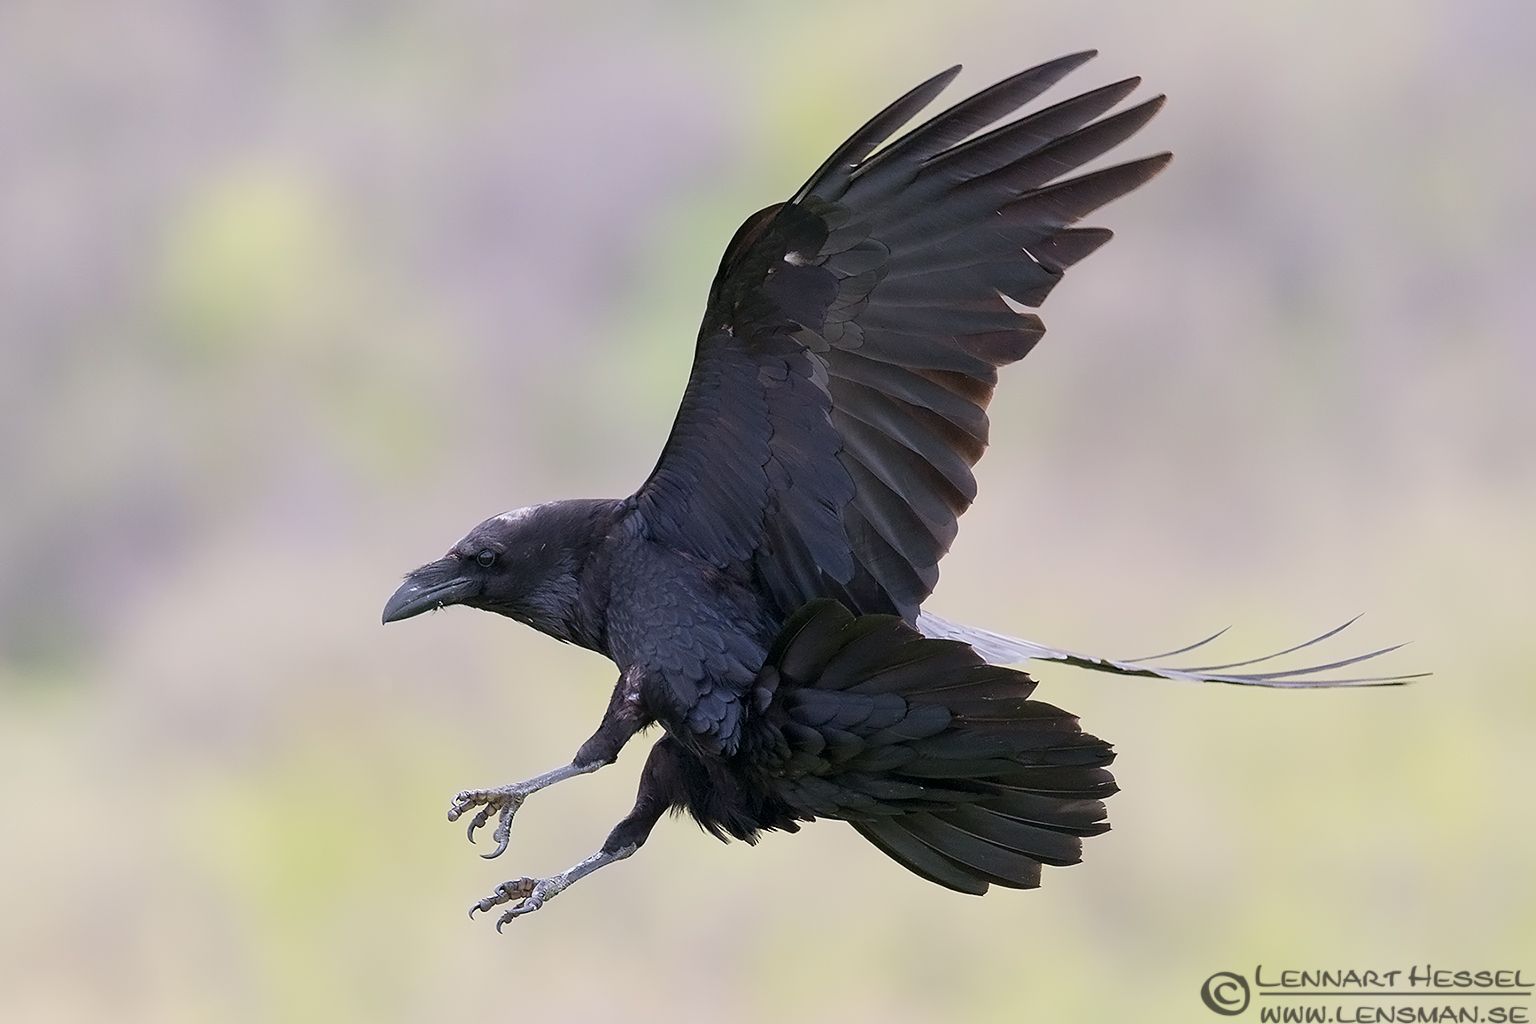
[602, 537, 776, 758]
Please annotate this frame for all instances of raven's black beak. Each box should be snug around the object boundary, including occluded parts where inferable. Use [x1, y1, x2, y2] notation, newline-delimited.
[382, 558, 478, 624]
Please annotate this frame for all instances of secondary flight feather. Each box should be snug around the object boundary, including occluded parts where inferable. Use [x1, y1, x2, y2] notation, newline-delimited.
[382, 51, 1417, 928]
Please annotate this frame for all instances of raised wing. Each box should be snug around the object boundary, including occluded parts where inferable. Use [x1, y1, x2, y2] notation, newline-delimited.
[635, 52, 1168, 623]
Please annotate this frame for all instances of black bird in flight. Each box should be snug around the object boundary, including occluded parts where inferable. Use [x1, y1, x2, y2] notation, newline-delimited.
[383, 52, 1417, 928]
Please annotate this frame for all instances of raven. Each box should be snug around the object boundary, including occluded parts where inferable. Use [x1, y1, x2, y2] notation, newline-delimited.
[383, 52, 1417, 928]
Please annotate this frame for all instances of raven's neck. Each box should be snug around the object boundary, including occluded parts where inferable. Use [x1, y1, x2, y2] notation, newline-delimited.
[516, 497, 627, 654]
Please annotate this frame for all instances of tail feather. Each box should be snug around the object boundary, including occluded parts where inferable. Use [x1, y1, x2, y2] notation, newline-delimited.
[759, 600, 1114, 895]
[979, 791, 1112, 837]
[896, 812, 1047, 889]
[943, 804, 1084, 868]
[852, 819, 992, 895]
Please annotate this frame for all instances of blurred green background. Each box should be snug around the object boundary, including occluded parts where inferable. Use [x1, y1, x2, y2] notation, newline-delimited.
[2, 1, 1532, 1021]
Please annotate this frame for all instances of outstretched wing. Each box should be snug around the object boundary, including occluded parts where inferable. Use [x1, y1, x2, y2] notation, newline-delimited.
[635, 52, 1168, 624]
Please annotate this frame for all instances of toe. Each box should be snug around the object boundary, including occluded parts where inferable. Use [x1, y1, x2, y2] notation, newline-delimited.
[465, 804, 497, 845]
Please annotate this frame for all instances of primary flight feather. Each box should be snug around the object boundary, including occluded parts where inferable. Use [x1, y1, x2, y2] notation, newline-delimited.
[382, 52, 1416, 928]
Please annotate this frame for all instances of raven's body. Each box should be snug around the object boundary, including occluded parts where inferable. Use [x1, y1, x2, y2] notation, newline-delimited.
[383, 53, 1414, 926]
[395, 492, 1120, 905]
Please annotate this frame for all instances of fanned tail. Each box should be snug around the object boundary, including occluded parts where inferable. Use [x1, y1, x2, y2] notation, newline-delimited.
[756, 601, 1115, 895]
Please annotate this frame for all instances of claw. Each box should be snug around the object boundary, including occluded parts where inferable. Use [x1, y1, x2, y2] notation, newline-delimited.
[464, 877, 546, 929]
[447, 787, 527, 858]
[467, 845, 634, 928]
[482, 830, 510, 859]
[465, 804, 494, 845]
[484, 801, 522, 859]
[494, 879, 551, 929]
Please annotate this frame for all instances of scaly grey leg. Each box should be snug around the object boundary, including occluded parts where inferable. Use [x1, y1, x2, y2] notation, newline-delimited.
[469, 844, 639, 930]
[449, 669, 651, 859]
[449, 761, 601, 859]
[467, 736, 683, 927]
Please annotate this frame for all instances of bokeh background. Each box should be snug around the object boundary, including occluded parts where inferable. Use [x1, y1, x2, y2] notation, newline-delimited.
[3, 1, 1533, 1021]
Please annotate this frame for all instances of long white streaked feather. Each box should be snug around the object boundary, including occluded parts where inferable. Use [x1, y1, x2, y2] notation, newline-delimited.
[915, 610, 1425, 689]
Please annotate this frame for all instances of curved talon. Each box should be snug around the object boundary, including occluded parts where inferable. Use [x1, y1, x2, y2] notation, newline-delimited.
[466, 804, 495, 845]
[482, 830, 512, 859]
[496, 889, 547, 930]
[481, 803, 516, 859]
[463, 877, 555, 930]
[497, 904, 533, 931]
[447, 787, 527, 855]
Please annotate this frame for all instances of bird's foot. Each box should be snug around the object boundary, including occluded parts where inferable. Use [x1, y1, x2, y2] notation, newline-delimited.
[448, 784, 531, 859]
[466, 843, 637, 930]
[468, 875, 569, 930]
[446, 761, 602, 858]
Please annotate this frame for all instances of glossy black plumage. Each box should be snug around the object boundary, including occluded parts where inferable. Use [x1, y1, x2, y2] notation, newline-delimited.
[638, 55, 1170, 631]
[383, 53, 1416, 926]
[754, 601, 1114, 894]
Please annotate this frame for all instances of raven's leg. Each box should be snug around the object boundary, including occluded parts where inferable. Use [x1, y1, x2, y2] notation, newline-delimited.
[450, 669, 651, 859]
[469, 737, 681, 928]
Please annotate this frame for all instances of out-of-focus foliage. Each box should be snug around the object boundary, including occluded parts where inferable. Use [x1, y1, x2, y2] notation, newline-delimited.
[2, 2, 1532, 1021]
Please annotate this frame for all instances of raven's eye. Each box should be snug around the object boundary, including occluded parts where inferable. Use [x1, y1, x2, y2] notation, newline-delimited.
[475, 549, 497, 568]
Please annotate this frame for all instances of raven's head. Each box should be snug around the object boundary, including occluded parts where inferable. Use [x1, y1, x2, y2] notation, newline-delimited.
[382, 499, 617, 644]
